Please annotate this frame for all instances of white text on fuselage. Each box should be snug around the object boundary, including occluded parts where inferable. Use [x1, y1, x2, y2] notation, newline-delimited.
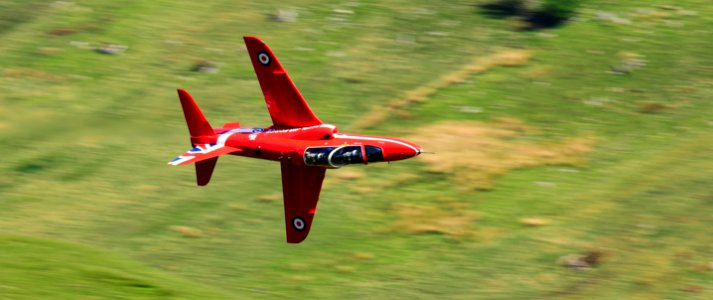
[257, 124, 336, 135]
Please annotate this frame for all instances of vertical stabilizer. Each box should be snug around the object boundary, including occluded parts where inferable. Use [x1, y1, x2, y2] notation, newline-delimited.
[177, 89, 214, 137]
[175, 89, 220, 186]
[196, 157, 218, 186]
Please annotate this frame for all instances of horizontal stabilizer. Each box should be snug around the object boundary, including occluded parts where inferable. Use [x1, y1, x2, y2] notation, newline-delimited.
[168, 144, 240, 166]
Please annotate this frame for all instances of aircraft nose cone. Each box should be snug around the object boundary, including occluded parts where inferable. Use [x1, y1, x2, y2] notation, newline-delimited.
[383, 140, 422, 162]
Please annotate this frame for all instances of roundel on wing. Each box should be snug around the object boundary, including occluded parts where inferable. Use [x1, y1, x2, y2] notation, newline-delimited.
[292, 216, 306, 231]
[257, 51, 271, 66]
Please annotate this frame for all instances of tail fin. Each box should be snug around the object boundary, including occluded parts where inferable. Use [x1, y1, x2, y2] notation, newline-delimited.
[173, 89, 224, 186]
[196, 157, 218, 186]
[177, 89, 214, 137]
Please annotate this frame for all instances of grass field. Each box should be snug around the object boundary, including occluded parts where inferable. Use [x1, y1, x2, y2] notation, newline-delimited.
[1, 0, 712, 299]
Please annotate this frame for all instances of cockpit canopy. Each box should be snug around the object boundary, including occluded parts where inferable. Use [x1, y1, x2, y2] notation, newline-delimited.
[304, 145, 384, 168]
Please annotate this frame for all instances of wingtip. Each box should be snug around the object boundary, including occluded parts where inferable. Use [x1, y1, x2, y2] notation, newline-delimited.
[243, 36, 265, 45]
[168, 155, 193, 166]
[286, 235, 308, 244]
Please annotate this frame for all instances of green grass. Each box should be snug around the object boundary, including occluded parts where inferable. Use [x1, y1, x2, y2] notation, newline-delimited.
[1, 0, 712, 299]
[0, 236, 233, 299]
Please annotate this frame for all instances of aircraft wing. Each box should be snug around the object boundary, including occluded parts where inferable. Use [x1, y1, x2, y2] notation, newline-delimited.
[243, 36, 323, 128]
[280, 162, 326, 243]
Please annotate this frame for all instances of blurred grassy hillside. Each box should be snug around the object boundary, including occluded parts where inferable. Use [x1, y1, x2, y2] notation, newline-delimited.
[1, 0, 712, 299]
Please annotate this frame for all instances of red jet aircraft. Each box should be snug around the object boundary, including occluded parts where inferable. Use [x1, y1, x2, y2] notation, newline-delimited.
[170, 36, 423, 243]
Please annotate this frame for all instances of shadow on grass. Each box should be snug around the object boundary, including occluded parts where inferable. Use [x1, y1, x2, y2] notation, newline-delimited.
[522, 11, 570, 30]
[478, 0, 526, 18]
[476, 0, 576, 30]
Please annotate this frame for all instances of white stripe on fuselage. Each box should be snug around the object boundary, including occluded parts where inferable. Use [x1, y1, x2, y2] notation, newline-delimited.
[217, 128, 251, 146]
[216, 124, 337, 147]
[332, 134, 420, 153]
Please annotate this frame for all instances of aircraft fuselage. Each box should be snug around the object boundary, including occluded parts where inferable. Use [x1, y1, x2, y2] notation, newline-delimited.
[191, 123, 421, 168]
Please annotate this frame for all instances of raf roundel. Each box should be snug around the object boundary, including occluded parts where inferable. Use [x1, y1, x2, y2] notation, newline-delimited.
[257, 51, 271, 66]
[292, 217, 306, 231]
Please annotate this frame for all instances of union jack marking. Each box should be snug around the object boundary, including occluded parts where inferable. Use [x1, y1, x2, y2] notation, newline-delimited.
[188, 144, 221, 154]
[169, 144, 225, 166]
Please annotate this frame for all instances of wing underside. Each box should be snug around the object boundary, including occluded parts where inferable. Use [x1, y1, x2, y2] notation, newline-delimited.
[243, 36, 322, 128]
[280, 162, 326, 243]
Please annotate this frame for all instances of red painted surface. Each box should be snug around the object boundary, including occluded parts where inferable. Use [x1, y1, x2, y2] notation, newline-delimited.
[170, 37, 422, 243]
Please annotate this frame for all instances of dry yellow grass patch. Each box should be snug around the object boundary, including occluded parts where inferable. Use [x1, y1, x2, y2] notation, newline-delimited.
[256, 193, 281, 203]
[170, 225, 203, 238]
[134, 184, 161, 191]
[392, 203, 478, 238]
[348, 172, 421, 195]
[323, 168, 367, 189]
[349, 185, 376, 195]
[353, 49, 533, 129]
[227, 203, 249, 211]
[633, 9, 672, 21]
[519, 217, 550, 227]
[288, 275, 314, 282]
[472, 227, 503, 243]
[333, 168, 366, 180]
[409, 119, 596, 190]
[287, 262, 308, 271]
[352, 252, 375, 261]
[618, 51, 641, 60]
[521, 65, 556, 80]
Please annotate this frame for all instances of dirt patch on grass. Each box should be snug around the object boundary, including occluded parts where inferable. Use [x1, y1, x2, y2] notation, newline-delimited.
[353, 49, 532, 129]
[409, 119, 596, 190]
[638, 101, 672, 114]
